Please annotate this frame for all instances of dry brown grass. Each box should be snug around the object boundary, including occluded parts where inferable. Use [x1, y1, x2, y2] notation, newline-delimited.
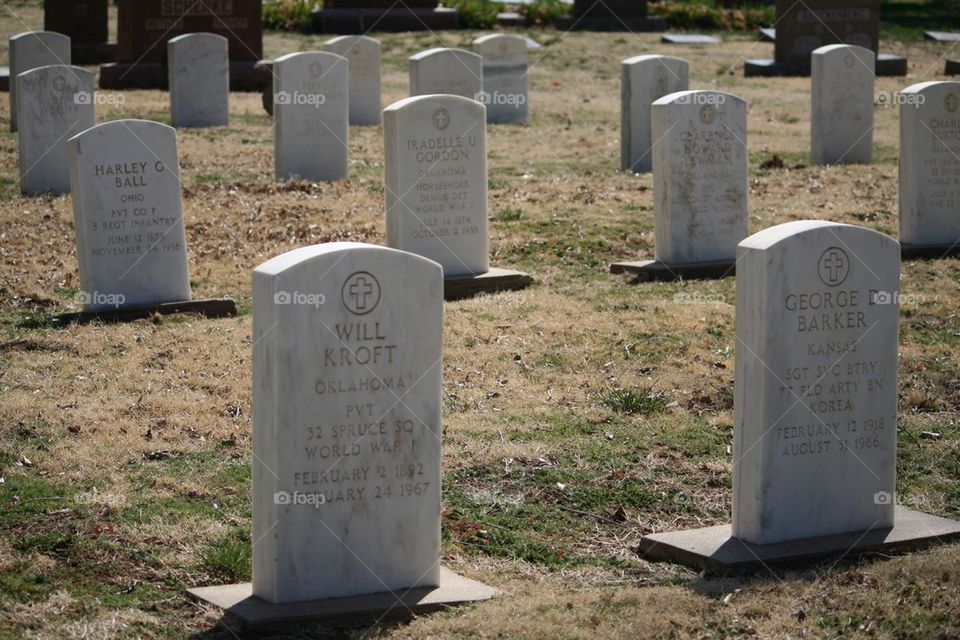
[1, 2, 959, 638]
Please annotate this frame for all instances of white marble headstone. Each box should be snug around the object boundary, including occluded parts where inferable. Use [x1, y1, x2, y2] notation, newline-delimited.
[168, 33, 230, 129]
[811, 44, 875, 166]
[621, 55, 688, 173]
[252, 242, 443, 603]
[10, 31, 72, 132]
[409, 48, 482, 100]
[384, 95, 489, 278]
[324, 35, 381, 126]
[733, 220, 899, 545]
[472, 34, 528, 124]
[651, 90, 749, 264]
[68, 120, 191, 311]
[899, 81, 960, 248]
[274, 51, 349, 182]
[17, 65, 95, 195]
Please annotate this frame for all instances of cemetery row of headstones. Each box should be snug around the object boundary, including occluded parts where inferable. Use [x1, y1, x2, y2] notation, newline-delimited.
[184, 220, 960, 622]
[618, 49, 960, 270]
[38, 108, 960, 615]
[14, 42, 960, 311]
[9, 23, 960, 629]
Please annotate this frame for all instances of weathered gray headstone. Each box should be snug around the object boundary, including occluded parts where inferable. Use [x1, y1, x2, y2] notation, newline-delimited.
[384, 95, 488, 278]
[17, 64, 94, 195]
[252, 242, 443, 603]
[168, 33, 230, 129]
[811, 44, 875, 166]
[637, 223, 959, 571]
[409, 48, 482, 100]
[324, 35, 381, 126]
[734, 220, 899, 544]
[652, 90, 748, 265]
[10, 31, 72, 132]
[472, 34, 528, 124]
[620, 55, 688, 173]
[899, 81, 960, 253]
[274, 51, 349, 182]
[68, 120, 191, 310]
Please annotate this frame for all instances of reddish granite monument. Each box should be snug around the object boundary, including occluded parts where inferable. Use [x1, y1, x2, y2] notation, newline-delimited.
[557, 0, 665, 32]
[100, 0, 267, 91]
[44, 0, 116, 64]
[745, 0, 906, 77]
[312, 0, 458, 33]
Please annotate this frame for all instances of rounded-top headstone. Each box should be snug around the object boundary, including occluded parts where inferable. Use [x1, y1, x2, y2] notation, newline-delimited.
[409, 48, 483, 100]
[810, 44, 875, 166]
[472, 34, 528, 125]
[324, 35, 381, 126]
[621, 54, 689, 173]
[273, 51, 349, 182]
[898, 80, 960, 248]
[252, 242, 443, 604]
[68, 119, 191, 311]
[9, 31, 72, 132]
[733, 220, 899, 545]
[384, 94, 489, 278]
[17, 64, 95, 195]
[651, 89, 749, 265]
[168, 32, 230, 129]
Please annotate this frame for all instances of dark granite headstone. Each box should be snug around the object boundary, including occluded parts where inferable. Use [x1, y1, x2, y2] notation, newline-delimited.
[557, 0, 665, 31]
[44, 0, 116, 64]
[100, 0, 267, 91]
[745, 0, 905, 77]
[774, 0, 878, 69]
[312, 0, 458, 33]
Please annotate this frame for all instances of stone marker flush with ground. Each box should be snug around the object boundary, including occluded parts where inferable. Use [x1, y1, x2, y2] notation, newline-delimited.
[17, 65, 94, 195]
[898, 81, 960, 258]
[324, 35, 381, 126]
[612, 90, 748, 280]
[638, 221, 960, 570]
[472, 34, 528, 125]
[384, 95, 531, 299]
[187, 243, 497, 623]
[274, 52, 349, 182]
[10, 31, 71, 132]
[168, 33, 230, 129]
[811, 45, 874, 166]
[620, 55, 688, 173]
[409, 48, 482, 100]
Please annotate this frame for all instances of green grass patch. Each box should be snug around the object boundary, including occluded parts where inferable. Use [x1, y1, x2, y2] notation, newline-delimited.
[603, 388, 669, 415]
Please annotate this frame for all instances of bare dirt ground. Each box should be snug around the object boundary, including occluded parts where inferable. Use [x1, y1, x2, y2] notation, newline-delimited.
[0, 2, 959, 638]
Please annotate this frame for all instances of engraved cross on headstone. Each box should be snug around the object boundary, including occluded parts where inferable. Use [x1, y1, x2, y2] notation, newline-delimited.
[349, 275, 375, 311]
[823, 250, 846, 283]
